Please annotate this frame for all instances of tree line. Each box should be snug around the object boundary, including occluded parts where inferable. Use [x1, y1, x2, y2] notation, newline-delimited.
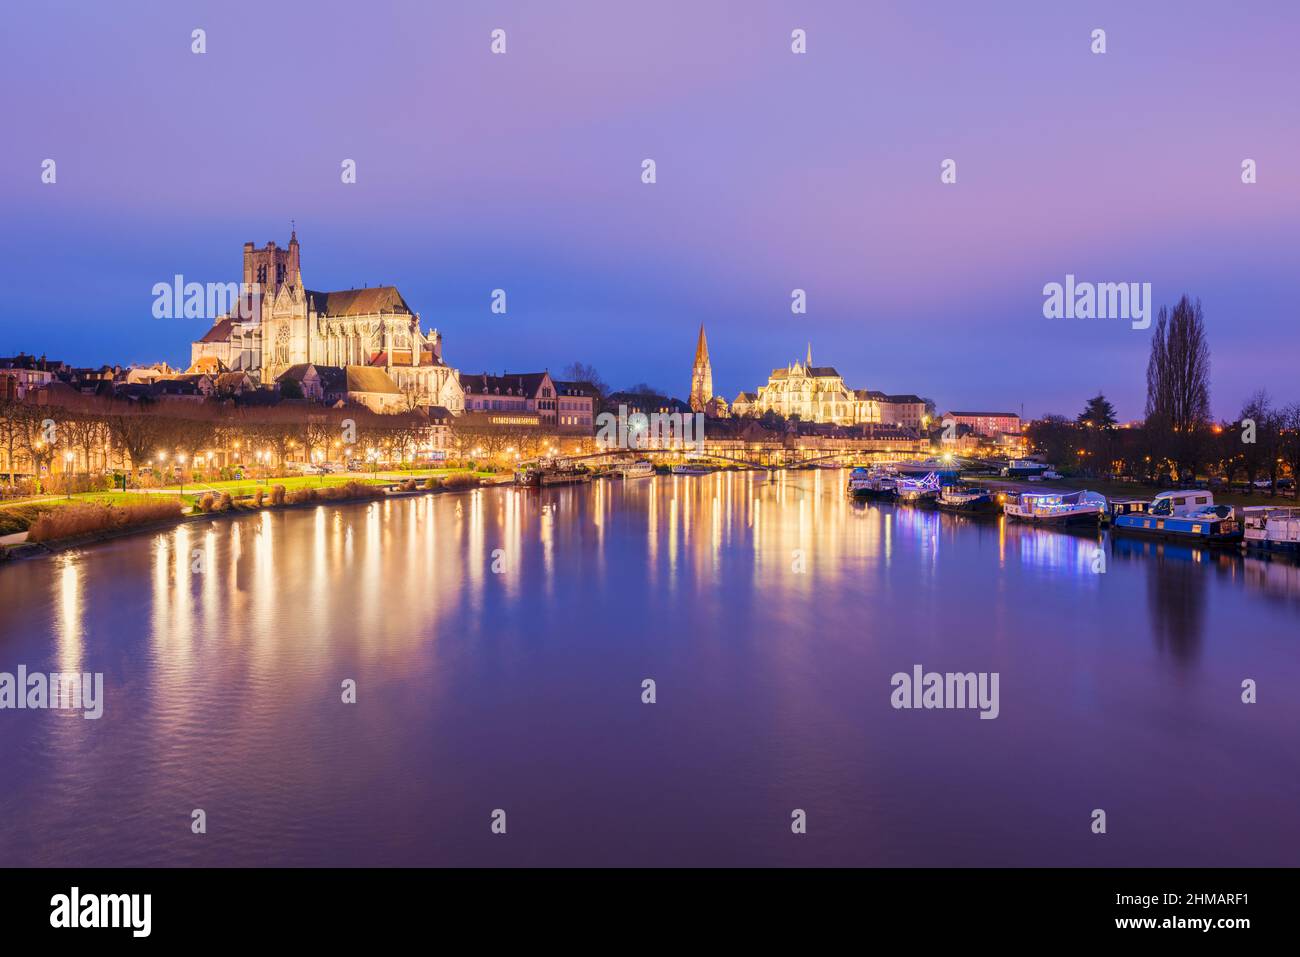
[1029, 295, 1300, 495]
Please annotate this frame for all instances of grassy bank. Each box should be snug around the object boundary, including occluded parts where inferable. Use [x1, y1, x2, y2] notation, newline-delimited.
[1, 470, 490, 549]
[27, 499, 185, 543]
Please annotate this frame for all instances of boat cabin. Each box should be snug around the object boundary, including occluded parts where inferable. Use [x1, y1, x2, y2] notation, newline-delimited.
[1149, 490, 1217, 518]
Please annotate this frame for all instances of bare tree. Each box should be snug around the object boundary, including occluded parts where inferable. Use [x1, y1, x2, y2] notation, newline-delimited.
[1145, 295, 1211, 481]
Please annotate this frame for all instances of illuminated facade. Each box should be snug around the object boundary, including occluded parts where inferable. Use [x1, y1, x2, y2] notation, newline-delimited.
[189, 232, 464, 411]
[731, 344, 930, 428]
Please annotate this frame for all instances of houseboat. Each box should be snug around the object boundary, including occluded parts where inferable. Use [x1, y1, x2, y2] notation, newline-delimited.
[895, 459, 961, 483]
[514, 461, 592, 487]
[618, 460, 655, 479]
[671, 464, 714, 476]
[1241, 506, 1300, 553]
[847, 467, 873, 498]
[847, 467, 898, 500]
[1003, 489, 1106, 526]
[1110, 491, 1241, 546]
[895, 471, 942, 505]
[1104, 498, 1149, 526]
[937, 485, 998, 514]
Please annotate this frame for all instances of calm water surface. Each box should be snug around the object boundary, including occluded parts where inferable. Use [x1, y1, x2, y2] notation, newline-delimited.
[2, 471, 1298, 866]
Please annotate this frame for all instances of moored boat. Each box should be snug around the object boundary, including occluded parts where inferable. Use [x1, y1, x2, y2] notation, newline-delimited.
[846, 467, 899, 500]
[895, 471, 941, 505]
[1111, 490, 1241, 546]
[515, 461, 591, 487]
[1242, 506, 1300, 553]
[937, 485, 998, 514]
[1004, 489, 1106, 526]
[540, 467, 592, 486]
[671, 464, 714, 476]
[1104, 498, 1149, 525]
[617, 460, 655, 479]
[847, 467, 873, 498]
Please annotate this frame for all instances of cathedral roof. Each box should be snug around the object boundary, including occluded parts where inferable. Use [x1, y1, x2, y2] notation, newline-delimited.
[198, 318, 234, 343]
[307, 286, 413, 317]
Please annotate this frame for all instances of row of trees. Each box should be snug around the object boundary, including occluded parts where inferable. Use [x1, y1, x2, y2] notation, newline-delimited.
[0, 392, 449, 490]
[1029, 296, 1300, 494]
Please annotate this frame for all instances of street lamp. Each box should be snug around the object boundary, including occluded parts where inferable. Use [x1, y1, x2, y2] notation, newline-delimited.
[177, 453, 187, 496]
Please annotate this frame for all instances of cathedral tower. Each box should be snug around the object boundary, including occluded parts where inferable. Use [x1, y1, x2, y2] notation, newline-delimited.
[689, 324, 713, 412]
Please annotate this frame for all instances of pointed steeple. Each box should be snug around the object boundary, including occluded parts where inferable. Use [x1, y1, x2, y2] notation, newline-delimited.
[806, 342, 812, 367]
[694, 324, 709, 366]
[689, 324, 713, 413]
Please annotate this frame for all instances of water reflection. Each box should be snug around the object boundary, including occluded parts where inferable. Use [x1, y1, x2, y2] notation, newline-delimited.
[1, 472, 1298, 867]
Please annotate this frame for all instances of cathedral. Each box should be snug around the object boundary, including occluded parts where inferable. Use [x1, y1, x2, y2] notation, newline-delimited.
[189, 232, 464, 412]
[730, 344, 932, 430]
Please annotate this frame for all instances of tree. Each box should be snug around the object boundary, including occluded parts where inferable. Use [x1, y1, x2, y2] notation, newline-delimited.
[1027, 415, 1081, 472]
[1145, 295, 1211, 481]
[1077, 393, 1117, 429]
[624, 382, 666, 400]
[0, 394, 22, 485]
[279, 378, 304, 400]
[1235, 391, 1276, 491]
[561, 362, 609, 400]
[1281, 403, 1300, 501]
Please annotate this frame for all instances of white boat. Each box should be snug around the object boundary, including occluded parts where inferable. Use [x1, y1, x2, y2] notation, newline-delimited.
[671, 464, 714, 476]
[1241, 506, 1300, 553]
[895, 471, 941, 504]
[1004, 489, 1106, 526]
[618, 460, 655, 479]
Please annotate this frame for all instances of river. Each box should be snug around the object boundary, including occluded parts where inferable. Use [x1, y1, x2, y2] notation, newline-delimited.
[1, 470, 1297, 866]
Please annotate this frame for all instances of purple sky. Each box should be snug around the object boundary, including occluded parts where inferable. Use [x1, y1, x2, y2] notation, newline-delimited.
[2, 0, 1297, 420]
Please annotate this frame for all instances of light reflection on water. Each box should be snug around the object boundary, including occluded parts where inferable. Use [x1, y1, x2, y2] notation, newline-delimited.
[0, 472, 1297, 866]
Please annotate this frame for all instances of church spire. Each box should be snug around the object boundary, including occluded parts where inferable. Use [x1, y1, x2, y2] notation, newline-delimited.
[806, 342, 812, 367]
[694, 324, 709, 366]
[689, 324, 713, 413]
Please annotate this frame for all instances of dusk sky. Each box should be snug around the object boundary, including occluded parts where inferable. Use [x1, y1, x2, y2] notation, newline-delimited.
[2, 0, 1296, 420]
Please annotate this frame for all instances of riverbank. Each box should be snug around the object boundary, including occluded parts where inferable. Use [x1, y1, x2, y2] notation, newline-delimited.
[0, 471, 510, 562]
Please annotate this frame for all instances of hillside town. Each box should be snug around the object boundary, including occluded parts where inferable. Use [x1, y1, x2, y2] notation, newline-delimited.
[3, 237, 1299, 523]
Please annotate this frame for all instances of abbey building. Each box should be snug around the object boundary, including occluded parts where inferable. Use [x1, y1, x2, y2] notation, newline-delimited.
[729, 343, 932, 430]
[189, 232, 464, 412]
